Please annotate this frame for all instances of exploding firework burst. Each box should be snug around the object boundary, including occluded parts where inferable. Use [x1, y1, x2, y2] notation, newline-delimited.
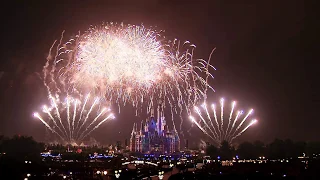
[44, 22, 215, 131]
[189, 98, 257, 145]
[73, 23, 166, 90]
[33, 94, 115, 145]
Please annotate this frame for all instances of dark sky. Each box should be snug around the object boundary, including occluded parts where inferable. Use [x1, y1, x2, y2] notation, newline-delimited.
[0, 0, 317, 146]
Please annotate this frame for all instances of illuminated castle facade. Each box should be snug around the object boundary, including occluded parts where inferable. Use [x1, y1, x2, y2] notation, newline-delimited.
[130, 102, 180, 154]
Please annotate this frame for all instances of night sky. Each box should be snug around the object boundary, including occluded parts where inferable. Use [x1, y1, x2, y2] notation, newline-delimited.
[0, 0, 317, 146]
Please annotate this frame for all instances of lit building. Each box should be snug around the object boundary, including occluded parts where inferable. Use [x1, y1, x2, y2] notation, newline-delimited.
[130, 101, 180, 154]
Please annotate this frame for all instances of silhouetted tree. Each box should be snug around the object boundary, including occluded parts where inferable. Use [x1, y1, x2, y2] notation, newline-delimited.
[307, 141, 320, 157]
[0, 135, 3, 152]
[237, 141, 255, 159]
[284, 139, 297, 158]
[268, 139, 286, 159]
[0, 135, 44, 179]
[253, 140, 265, 157]
[294, 141, 306, 157]
[219, 141, 233, 160]
[1, 135, 44, 161]
[206, 144, 218, 158]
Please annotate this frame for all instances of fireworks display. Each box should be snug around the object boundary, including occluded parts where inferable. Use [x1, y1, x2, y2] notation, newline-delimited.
[44, 22, 215, 118]
[33, 94, 115, 145]
[189, 98, 257, 145]
[35, 22, 216, 142]
[35, 22, 265, 145]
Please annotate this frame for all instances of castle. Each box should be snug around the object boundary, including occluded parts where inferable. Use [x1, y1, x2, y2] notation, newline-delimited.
[130, 101, 180, 154]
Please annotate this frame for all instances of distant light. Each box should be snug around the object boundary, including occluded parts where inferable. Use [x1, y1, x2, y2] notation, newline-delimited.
[103, 171, 107, 175]
[63, 175, 66, 179]
[283, 174, 287, 177]
[27, 173, 31, 177]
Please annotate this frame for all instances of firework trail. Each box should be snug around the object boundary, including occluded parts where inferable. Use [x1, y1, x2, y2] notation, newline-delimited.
[194, 106, 217, 140]
[230, 119, 257, 142]
[225, 101, 236, 139]
[71, 98, 78, 138]
[76, 97, 100, 137]
[33, 95, 114, 145]
[201, 103, 218, 139]
[79, 113, 115, 141]
[33, 112, 64, 141]
[211, 103, 221, 141]
[51, 96, 68, 137]
[189, 116, 216, 142]
[190, 98, 257, 145]
[43, 22, 215, 130]
[229, 109, 253, 140]
[220, 98, 224, 139]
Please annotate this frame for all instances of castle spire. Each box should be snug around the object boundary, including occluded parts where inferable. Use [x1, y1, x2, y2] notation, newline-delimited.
[157, 100, 163, 135]
[161, 102, 164, 118]
[134, 122, 138, 132]
[145, 119, 148, 132]
[131, 123, 136, 136]
[157, 100, 161, 121]
[140, 120, 144, 135]
[150, 105, 154, 117]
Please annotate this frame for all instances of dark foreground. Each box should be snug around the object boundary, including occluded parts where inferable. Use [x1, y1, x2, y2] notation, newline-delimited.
[1, 156, 320, 180]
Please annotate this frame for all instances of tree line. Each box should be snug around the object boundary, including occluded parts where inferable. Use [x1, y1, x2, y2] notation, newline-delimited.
[0, 135, 45, 178]
[1, 135, 320, 161]
[206, 139, 320, 160]
[0, 135, 44, 161]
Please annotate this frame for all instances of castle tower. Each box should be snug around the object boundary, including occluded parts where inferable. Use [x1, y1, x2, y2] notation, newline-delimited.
[135, 122, 138, 132]
[157, 100, 161, 135]
[160, 102, 166, 133]
[140, 120, 144, 135]
[150, 105, 155, 118]
[130, 123, 136, 151]
[144, 118, 149, 132]
[174, 130, 180, 152]
[129, 100, 180, 154]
